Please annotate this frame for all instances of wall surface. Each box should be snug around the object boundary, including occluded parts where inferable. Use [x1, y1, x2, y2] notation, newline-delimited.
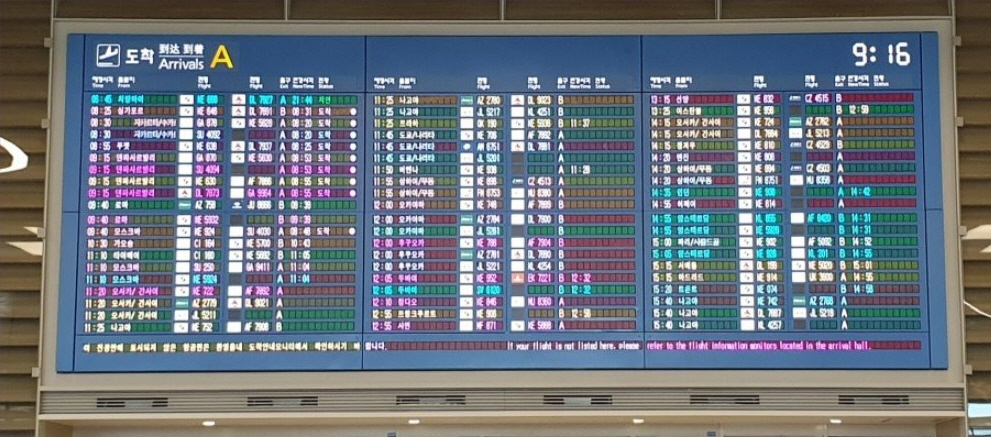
[1, 1, 989, 435]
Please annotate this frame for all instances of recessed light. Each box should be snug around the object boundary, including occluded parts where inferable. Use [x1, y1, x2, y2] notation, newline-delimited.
[829, 418, 842, 425]
[202, 420, 216, 427]
[408, 419, 420, 425]
[632, 418, 645, 425]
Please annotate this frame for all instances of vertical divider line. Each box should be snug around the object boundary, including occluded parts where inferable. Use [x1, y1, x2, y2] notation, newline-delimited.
[360, 35, 368, 368]
[639, 35, 648, 367]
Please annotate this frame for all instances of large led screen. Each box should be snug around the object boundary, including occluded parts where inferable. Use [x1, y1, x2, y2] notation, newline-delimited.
[54, 32, 948, 371]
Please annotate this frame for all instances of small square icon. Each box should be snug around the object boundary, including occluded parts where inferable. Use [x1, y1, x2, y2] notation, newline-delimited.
[96, 44, 121, 68]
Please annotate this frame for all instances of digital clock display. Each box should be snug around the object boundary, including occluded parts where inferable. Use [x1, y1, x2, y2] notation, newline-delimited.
[853, 42, 913, 66]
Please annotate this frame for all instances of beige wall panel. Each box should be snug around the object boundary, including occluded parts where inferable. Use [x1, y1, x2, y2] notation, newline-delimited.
[961, 180, 991, 206]
[958, 19, 991, 47]
[0, 75, 49, 102]
[0, 21, 49, 49]
[0, 210, 44, 238]
[0, 48, 49, 76]
[0, 409, 35, 432]
[0, 347, 37, 375]
[57, 0, 283, 19]
[505, 0, 714, 20]
[2, 128, 47, 155]
[967, 316, 991, 343]
[965, 289, 991, 309]
[0, 247, 41, 264]
[0, 154, 48, 183]
[0, 375, 37, 403]
[965, 240, 991, 261]
[956, 1, 991, 19]
[962, 206, 991, 229]
[0, 183, 45, 208]
[968, 344, 991, 371]
[0, 265, 41, 292]
[0, 320, 39, 347]
[959, 73, 991, 99]
[291, 0, 499, 20]
[0, 0, 51, 20]
[958, 99, 991, 126]
[721, 0, 947, 18]
[960, 152, 991, 179]
[972, 373, 991, 401]
[0, 102, 47, 129]
[0, 291, 40, 319]
[959, 127, 991, 153]
[966, 261, 991, 288]
[958, 47, 991, 73]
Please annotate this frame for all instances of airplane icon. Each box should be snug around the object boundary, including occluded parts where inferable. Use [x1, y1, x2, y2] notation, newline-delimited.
[95, 43, 120, 68]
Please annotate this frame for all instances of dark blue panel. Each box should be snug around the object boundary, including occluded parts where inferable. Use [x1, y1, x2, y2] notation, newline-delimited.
[642, 33, 923, 92]
[56, 212, 81, 372]
[82, 35, 364, 92]
[62, 34, 85, 213]
[926, 209, 948, 369]
[363, 332, 645, 370]
[921, 32, 944, 210]
[56, 32, 949, 372]
[366, 36, 640, 93]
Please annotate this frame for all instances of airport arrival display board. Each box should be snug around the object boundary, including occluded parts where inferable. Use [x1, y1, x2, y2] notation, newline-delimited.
[52, 29, 950, 372]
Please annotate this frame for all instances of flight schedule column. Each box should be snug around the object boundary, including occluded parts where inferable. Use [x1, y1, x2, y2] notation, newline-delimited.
[458, 94, 508, 333]
[369, 94, 464, 334]
[68, 36, 367, 371]
[511, 91, 641, 333]
[792, 91, 926, 342]
[640, 34, 937, 368]
[740, 92, 785, 332]
[274, 93, 363, 338]
[368, 93, 507, 334]
[82, 92, 182, 341]
[645, 93, 743, 333]
[833, 92, 925, 341]
[180, 93, 225, 335]
[364, 36, 643, 369]
[789, 91, 841, 330]
[227, 92, 276, 335]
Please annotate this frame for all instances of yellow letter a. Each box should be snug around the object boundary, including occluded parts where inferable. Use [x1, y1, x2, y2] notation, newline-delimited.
[210, 44, 234, 69]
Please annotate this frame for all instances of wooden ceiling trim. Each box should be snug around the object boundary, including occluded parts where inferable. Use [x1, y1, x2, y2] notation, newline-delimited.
[959, 127, 991, 153]
[0, 320, 40, 347]
[0, 291, 41, 319]
[0, 129, 45, 155]
[0, 210, 44, 238]
[0, 182, 47, 209]
[0, 347, 37, 375]
[0, 265, 42, 292]
[0, 75, 49, 102]
[291, 0, 500, 20]
[0, 102, 48, 129]
[0, 48, 48, 76]
[721, 0, 948, 18]
[505, 0, 714, 20]
[57, 0, 284, 19]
